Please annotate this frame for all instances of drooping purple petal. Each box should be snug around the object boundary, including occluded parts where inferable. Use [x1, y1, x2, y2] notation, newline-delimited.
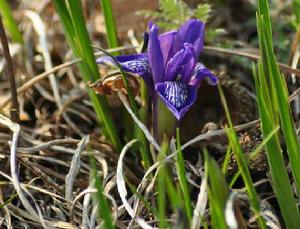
[155, 81, 197, 120]
[96, 53, 147, 67]
[177, 19, 205, 57]
[164, 43, 196, 82]
[158, 30, 177, 66]
[189, 63, 218, 89]
[148, 22, 164, 83]
[96, 54, 153, 89]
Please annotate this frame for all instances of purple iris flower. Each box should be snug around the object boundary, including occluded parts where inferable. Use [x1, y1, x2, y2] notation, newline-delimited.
[96, 19, 217, 120]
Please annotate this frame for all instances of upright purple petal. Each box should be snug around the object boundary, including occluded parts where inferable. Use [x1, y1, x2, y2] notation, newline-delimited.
[155, 81, 197, 120]
[168, 33, 183, 60]
[158, 31, 177, 67]
[178, 43, 197, 82]
[177, 19, 205, 56]
[164, 43, 196, 82]
[148, 22, 164, 83]
[189, 63, 218, 89]
[164, 48, 185, 81]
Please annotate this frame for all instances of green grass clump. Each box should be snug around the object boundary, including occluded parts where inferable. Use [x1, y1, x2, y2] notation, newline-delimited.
[253, 0, 300, 228]
[52, 0, 122, 151]
[218, 84, 266, 228]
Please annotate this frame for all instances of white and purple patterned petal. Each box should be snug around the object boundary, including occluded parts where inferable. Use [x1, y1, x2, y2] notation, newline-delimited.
[155, 81, 197, 120]
[96, 54, 153, 88]
[189, 63, 218, 89]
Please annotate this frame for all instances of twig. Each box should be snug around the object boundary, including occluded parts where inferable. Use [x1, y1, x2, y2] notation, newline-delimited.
[17, 138, 80, 153]
[204, 46, 300, 77]
[0, 45, 138, 108]
[0, 16, 19, 122]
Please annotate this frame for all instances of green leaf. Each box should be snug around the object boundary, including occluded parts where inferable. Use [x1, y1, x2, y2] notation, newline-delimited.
[255, 1, 300, 227]
[218, 83, 266, 228]
[293, 0, 300, 24]
[90, 155, 115, 229]
[0, 0, 23, 43]
[52, 0, 122, 151]
[205, 150, 228, 229]
[253, 59, 300, 229]
[157, 139, 170, 229]
[193, 4, 211, 22]
[99, 0, 119, 54]
[176, 128, 192, 222]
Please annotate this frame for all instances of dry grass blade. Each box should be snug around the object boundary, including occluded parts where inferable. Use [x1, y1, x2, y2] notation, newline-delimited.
[65, 135, 89, 209]
[118, 92, 160, 151]
[0, 45, 138, 108]
[0, 114, 40, 222]
[17, 139, 80, 153]
[204, 46, 300, 77]
[69, 187, 97, 226]
[24, 10, 62, 108]
[181, 120, 260, 150]
[117, 139, 154, 229]
[191, 175, 208, 229]
[224, 192, 239, 229]
[117, 139, 137, 218]
[260, 200, 281, 229]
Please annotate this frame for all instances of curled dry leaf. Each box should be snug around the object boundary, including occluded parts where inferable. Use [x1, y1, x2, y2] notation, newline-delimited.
[88, 73, 140, 96]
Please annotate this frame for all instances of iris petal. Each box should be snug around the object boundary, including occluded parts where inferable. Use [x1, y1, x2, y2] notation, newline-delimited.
[158, 30, 177, 66]
[96, 54, 153, 89]
[148, 22, 164, 83]
[178, 43, 197, 82]
[96, 54, 148, 68]
[164, 43, 196, 82]
[177, 19, 205, 57]
[155, 81, 197, 120]
[164, 48, 185, 82]
[189, 63, 218, 89]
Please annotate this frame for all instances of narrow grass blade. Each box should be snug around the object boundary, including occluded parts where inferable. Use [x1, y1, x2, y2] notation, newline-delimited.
[157, 138, 169, 229]
[293, 0, 300, 24]
[256, 1, 300, 227]
[94, 48, 151, 167]
[253, 59, 300, 229]
[99, 0, 119, 54]
[218, 84, 266, 228]
[98, 0, 150, 167]
[204, 150, 228, 229]
[229, 125, 279, 188]
[90, 155, 115, 229]
[0, 0, 23, 43]
[257, 5, 300, 197]
[176, 128, 192, 222]
[52, 0, 122, 151]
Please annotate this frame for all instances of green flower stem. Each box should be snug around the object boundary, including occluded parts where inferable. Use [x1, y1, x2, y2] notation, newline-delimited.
[155, 95, 177, 143]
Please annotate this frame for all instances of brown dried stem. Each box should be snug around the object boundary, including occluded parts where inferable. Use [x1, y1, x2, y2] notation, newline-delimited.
[0, 15, 19, 122]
